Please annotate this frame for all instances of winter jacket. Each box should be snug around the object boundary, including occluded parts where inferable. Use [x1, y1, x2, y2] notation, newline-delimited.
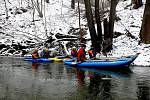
[77, 48, 86, 62]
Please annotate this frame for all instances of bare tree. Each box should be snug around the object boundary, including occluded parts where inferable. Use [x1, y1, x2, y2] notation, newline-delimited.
[31, 0, 35, 21]
[140, 0, 150, 44]
[101, 0, 118, 53]
[107, 0, 118, 50]
[43, 0, 48, 38]
[78, 2, 82, 43]
[84, 0, 98, 48]
[95, 0, 102, 51]
[3, 0, 9, 19]
[31, 0, 43, 18]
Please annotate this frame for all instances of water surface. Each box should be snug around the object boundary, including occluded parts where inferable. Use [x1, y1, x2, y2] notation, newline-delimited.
[0, 56, 149, 100]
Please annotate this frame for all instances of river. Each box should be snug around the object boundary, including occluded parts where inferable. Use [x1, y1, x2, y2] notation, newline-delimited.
[0, 56, 149, 100]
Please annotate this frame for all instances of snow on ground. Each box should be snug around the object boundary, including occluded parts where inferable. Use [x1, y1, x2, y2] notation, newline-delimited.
[0, 0, 150, 66]
[113, 0, 150, 66]
[0, 0, 86, 42]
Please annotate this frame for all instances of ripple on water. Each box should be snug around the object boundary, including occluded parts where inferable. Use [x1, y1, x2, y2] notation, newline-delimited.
[0, 57, 150, 100]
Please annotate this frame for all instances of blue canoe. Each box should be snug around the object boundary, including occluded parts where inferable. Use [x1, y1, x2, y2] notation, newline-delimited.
[24, 58, 53, 63]
[64, 53, 139, 69]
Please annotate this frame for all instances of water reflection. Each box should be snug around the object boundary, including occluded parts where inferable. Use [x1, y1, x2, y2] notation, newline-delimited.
[137, 82, 150, 100]
[88, 73, 104, 100]
[76, 69, 85, 86]
[137, 85, 149, 100]
[32, 63, 39, 70]
[87, 71, 113, 100]
[66, 66, 132, 100]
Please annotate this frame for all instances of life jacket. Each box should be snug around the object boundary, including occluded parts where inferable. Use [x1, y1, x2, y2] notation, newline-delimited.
[77, 48, 86, 62]
[44, 51, 50, 58]
[88, 50, 94, 59]
[32, 52, 39, 59]
[41, 50, 50, 58]
[71, 50, 77, 57]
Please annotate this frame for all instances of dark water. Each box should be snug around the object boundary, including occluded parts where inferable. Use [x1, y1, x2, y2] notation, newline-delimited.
[0, 56, 150, 100]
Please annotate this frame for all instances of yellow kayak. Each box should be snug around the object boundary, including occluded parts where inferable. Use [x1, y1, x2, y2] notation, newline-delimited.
[49, 58, 63, 62]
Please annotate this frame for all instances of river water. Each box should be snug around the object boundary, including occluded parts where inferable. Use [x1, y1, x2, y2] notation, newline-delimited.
[0, 56, 150, 100]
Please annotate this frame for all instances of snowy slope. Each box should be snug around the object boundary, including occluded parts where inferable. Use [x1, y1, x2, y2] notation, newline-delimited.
[113, 0, 150, 66]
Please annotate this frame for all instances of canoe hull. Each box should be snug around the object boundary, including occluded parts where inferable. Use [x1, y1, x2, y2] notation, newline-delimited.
[24, 58, 53, 63]
[64, 54, 139, 69]
[64, 61, 130, 69]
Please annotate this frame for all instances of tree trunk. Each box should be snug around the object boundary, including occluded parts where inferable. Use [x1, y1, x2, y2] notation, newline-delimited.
[36, 0, 43, 18]
[31, 0, 35, 22]
[3, 0, 9, 19]
[103, 18, 109, 40]
[140, 0, 150, 44]
[132, 0, 143, 9]
[78, 2, 83, 43]
[107, 0, 118, 51]
[43, 0, 48, 38]
[40, 0, 43, 17]
[84, 0, 97, 47]
[95, 0, 102, 51]
[103, 18, 110, 53]
[71, 0, 75, 9]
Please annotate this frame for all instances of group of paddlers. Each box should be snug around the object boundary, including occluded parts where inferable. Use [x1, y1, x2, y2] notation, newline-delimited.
[71, 44, 96, 62]
[31, 44, 97, 62]
[32, 47, 64, 59]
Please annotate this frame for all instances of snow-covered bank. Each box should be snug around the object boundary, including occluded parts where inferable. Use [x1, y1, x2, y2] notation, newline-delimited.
[0, 0, 150, 66]
[113, 0, 150, 66]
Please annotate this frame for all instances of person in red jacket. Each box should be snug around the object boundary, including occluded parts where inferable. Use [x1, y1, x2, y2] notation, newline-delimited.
[77, 44, 86, 62]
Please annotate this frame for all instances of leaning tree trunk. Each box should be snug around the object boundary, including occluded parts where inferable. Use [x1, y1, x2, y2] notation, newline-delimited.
[84, 0, 98, 48]
[95, 0, 102, 52]
[140, 0, 150, 44]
